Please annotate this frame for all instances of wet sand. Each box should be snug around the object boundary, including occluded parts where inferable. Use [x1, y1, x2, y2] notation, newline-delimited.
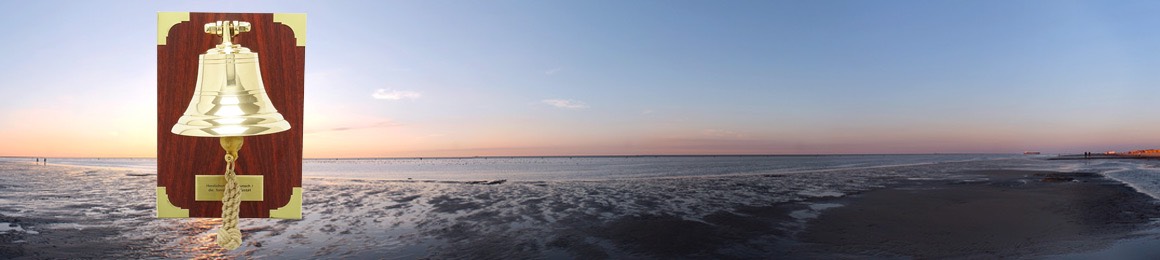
[796, 170, 1160, 258]
[4, 159, 1160, 258]
[0, 159, 907, 259]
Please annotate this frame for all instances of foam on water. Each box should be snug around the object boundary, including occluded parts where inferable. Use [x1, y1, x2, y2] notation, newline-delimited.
[0, 222, 29, 234]
[1052, 159, 1160, 201]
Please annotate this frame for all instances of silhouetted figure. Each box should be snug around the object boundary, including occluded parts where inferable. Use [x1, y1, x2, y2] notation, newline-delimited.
[35, 158, 39, 163]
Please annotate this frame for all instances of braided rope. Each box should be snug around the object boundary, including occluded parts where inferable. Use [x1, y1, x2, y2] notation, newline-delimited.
[216, 137, 243, 250]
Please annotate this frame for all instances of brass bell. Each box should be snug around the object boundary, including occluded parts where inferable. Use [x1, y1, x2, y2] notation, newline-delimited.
[171, 21, 291, 137]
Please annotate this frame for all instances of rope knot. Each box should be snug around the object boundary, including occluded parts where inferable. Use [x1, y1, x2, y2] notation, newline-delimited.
[216, 136, 244, 250]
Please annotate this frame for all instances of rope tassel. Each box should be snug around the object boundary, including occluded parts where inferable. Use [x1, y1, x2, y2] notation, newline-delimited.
[216, 136, 244, 250]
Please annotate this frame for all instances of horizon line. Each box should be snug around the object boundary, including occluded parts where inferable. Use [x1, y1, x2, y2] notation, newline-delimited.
[0, 152, 1023, 160]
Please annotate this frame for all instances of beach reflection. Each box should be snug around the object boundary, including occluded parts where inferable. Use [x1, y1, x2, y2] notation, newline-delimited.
[173, 218, 229, 260]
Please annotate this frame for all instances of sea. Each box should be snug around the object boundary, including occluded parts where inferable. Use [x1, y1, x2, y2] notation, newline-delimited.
[38, 154, 1160, 196]
[42, 154, 1018, 181]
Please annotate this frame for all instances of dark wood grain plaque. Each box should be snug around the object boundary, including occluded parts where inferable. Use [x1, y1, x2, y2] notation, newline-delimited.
[157, 12, 304, 219]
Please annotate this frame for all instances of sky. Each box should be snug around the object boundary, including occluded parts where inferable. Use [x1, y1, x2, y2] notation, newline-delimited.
[1, 0, 1160, 158]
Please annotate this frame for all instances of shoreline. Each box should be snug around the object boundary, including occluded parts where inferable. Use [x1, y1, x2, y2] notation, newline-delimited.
[793, 170, 1160, 258]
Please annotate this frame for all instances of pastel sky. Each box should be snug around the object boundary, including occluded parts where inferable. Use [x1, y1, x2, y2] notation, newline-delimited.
[1, 0, 1159, 158]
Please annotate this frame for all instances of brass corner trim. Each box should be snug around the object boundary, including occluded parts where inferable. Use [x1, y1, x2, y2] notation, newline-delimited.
[156, 187, 190, 218]
[273, 13, 306, 46]
[157, 12, 191, 45]
[269, 187, 303, 219]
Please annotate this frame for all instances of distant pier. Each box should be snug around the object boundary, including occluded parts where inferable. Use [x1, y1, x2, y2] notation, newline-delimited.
[1049, 154, 1159, 160]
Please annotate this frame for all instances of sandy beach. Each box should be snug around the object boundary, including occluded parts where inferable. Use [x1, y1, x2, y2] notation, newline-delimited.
[794, 170, 1160, 258]
[2, 158, 1159, 259]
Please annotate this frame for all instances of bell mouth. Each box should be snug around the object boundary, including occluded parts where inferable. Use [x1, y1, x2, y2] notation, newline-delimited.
[171, 116, 291, 137]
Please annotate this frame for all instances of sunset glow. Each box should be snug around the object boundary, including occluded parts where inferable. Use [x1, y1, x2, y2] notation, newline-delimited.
[2, 1, 1159, 158]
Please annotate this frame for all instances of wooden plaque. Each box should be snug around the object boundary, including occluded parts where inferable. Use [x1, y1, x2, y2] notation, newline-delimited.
[156, 12, 305, 219]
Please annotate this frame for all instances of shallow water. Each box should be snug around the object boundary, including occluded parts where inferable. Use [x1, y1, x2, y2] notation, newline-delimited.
[31, 154, 1019, 181]
[2, 156, 1159, 258]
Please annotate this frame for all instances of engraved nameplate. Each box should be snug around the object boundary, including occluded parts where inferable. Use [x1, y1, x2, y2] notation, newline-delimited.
[194, 175, 264, 201]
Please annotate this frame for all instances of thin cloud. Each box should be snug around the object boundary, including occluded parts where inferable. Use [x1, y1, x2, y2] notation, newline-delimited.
[372, 89, 422, 100]
[542, 99, 588, 109]
[306, 120, 402, 134]
[701, 129, 747, 139]
[544, 68, 562, 75]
